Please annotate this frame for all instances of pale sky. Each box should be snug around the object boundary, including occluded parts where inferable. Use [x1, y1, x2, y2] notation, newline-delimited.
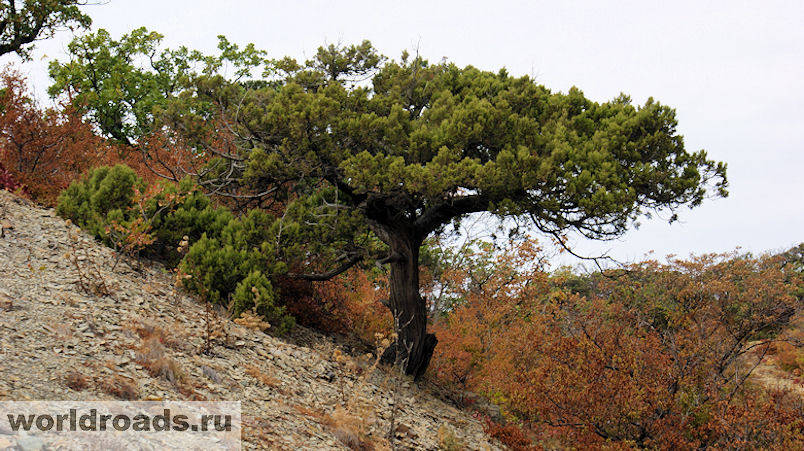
[3, 0, 803, 266]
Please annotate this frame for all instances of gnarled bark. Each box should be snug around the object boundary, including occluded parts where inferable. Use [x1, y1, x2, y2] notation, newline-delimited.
[383, 232, 435, 379]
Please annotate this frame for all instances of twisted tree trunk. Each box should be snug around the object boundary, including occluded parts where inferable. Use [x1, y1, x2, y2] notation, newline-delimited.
[381, 232, 437, 379]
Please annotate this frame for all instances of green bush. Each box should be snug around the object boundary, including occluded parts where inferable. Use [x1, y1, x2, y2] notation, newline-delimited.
[56, 165, 144, 240]
[58, 164, 295, 335]
[180, 235, 252, 305]
[232, 270, 294, 335]
[57, 165, 234, 266]
[179, 208, 288, 310]
[144, 177, 234, 265]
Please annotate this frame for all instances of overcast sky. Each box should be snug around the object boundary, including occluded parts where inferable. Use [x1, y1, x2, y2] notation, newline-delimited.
[3, 0, 803, 266]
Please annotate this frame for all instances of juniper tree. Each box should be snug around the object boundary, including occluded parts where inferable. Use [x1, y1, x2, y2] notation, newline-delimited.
[51, 38, 728, 379]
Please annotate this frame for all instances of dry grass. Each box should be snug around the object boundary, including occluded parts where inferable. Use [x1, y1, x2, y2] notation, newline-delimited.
[437, 423, 467, 451]
[290, 403, 325, 421]
[235, 307, 271, 332]
[65, 229, 111, 297]
[242, 415, 276, 449]
[245, 364, 278, 386]
[318, 333, 398, 450]
[324, 406, 369, 451]
[99, 374, 139, 400]
[63, 370, 89, 391]
[136, 336, 184, 385]
[130, 320, 182, 349]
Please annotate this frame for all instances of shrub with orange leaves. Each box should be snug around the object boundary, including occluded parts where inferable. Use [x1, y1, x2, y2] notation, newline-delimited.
[481, 417, 536, 451]
[0, 161, 22, 193]
[430, 244, 804, 449]
[283, 267, 392, 343]
[428, 237, 549, 392]
[0, 66, 188, 205]
[0, 67, 111, 204]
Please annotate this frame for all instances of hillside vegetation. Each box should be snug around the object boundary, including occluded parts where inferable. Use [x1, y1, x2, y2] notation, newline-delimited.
[1, 8, 803, 448]
[0, 189, 501, 450]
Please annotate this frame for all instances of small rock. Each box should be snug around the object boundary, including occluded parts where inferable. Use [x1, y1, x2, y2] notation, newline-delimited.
[17, 436, 44, 451]
[320, 371, 336, 383]
[201, 365, 221, 384]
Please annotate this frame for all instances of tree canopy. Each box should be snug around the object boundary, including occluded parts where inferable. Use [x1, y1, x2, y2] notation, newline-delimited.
[48, 27, 270, 144]
[0, 0, 90, 59]
[49, 35, 729, 377]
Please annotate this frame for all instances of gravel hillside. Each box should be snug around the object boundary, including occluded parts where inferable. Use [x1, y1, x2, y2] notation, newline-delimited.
[0, 189, 502, 450]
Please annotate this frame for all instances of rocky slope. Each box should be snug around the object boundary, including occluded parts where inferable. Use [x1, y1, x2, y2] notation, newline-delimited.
[0, 189, 502, 450]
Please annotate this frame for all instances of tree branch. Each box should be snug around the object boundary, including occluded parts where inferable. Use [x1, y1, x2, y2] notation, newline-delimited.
[414, 194, 490, 237]
[285, 253, 362, 281]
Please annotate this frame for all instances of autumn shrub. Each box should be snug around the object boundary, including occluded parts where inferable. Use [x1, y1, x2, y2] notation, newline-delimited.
[428, 238, 549, 392]
[481, 419, 534, 451]
[311, 268, 392, 342]
[430, 244, 804, 449]
[0, 67, 121, 204]
[0, 162, 22, 193]
[773, 323, 804, 374]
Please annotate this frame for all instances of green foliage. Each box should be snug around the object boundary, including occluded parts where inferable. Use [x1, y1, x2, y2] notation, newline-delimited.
[52, 33, 729, 263]
[178, 209, 289, 325]
[58, 164, 295, 334]
[232, 270, 294, 335]
[56, 165, 232, 265]
[56, 165, 145, 240]
[144, 177, 234, 265]
[218, 47, 728, 242]
[48, 27, 271, 144]
[180, 234, 253, 305]
[0, 0, 91, 59]
[52, 35, 730, 376]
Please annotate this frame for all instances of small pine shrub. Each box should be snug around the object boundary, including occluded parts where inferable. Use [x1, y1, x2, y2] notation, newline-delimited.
[57, 165, 234, 267]
[56, 165, 145, 240]
[179, 209, 292, 334]
[180, 235, 253, 304]
[58, 165, 296, 336]
[232, 271, 294, 335]
[145, 177, 233, 265]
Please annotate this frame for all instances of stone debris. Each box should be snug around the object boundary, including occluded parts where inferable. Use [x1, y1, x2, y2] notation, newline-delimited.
[0, 190, 503, 450]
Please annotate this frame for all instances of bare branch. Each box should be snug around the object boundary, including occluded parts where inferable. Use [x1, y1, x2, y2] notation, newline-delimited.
[285, 253, 362, 281]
